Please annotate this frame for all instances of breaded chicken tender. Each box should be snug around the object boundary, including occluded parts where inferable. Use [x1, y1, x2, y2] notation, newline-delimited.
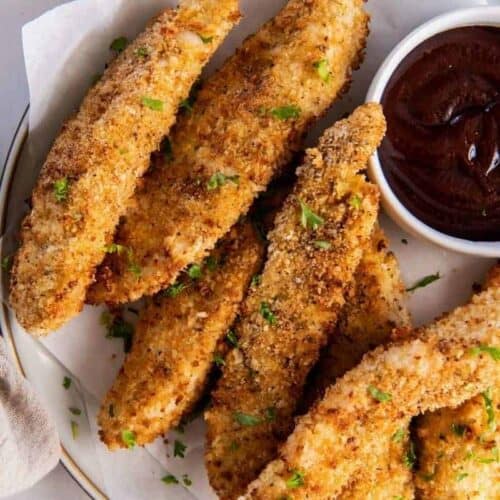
[301, 225, 413, 499]
[205, 103, 385, 499]
[10, 0, 240, 335]
[415, 266, 500, 500]
[87, 0, 370, 305]
[98, 221, 263, 449]
[243, 267, 500, 500]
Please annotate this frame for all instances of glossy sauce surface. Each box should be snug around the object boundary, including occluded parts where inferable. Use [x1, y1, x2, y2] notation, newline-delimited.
[380, 27, 500, 241]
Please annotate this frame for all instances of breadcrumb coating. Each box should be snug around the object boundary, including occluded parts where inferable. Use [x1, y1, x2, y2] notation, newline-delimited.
[243, 266, 500, 499]
[98, 221, 263, 449]
[87, 0, 370, 305]
[10, 0, 239, 334]
[415, 266, 500, 500]
[205, 103, 385, 499]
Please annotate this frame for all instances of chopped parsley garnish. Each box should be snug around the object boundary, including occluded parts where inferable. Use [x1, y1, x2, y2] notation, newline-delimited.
[269, 105, 301, 121]
[482, 388, 496, 432]
[456, 472, 468, 481]
[160, 137, 173, 162]
[162, 474, 179, 485]
[233, 412, 261, 426]
[104, 244, 141, 276]
[173, 439, 187, 458]
[251, 274, 262, 287]
[213, 353, 225, 367]
[406, 273, 441, 292]
[63, 376, 72, 389]
[187, 264, 202, 280]
[451, 423, 467, 437]
[299, 199, 324, 231]
[204, 255, 218, 272]
[314, 240, 331, 250]
[128, 261, 142, 277]
[476, 447, 499, 464]
[260, 301, 277, 325]
[403, 441, 417, 469]
[104, 243, 128, 255]
[392, 428, 405, 442]
[163, 281, 186, 298]
[71, 420, 79, 440]
[367, 385, 392, 403]
[182, 474, 192, 486]
[286, 469, 305, 489]
[198, 33, 213, 44]
[101, 311, 134, 353]
[121, 429, 136, 448]
[141, 96, 164, 111]
[1, 256, 11, 270]
[135, 46, 149, 57]
[313, 59, 331, 82]
[470, 345, 500, 361]
[54, 178, 69, 202]
[265, 406, 277, 422]
[226, 329, 239, 348]
[179, 78, 202, 112]
[207, 172, 240, 190]
[110, 36, 128, 53]
[69, 407, 81, 416]
[349, 194, 363, 209]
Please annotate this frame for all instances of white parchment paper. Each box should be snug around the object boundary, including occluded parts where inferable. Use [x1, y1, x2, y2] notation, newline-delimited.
[8, 0, 497, 498]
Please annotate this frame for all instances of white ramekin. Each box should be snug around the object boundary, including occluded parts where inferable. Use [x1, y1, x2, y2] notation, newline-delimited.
[366, 6, 500, 257]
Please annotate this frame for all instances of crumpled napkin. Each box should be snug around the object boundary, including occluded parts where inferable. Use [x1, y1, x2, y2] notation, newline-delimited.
[0, 336, 60, 497]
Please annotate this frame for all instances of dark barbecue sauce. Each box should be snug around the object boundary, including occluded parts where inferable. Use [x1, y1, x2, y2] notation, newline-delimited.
[380, 27, 500, 241]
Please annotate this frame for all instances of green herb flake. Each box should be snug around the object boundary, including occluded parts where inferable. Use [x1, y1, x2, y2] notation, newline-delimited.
[141, 96, 164, 111]
[198, 33, 214, 44]
[174, 439, 187, 458]
[313, 59, 331, 82]
[349, 194, 363, 209]
[265, 406, 277, 422]
[213, 353, 225, 367]
[110, 36, 128, 53]
[233, 412, 261, 427]
[63, 376, 72, 389]
[286, 469, 305, 489]
[251, 274, 262, 287]
[187, 264, 202, 280]
[406, 273, 441, 292]
[54, 177, 69, 202]
[69, 407, 82, 416]
[1, 256, 11, 270]
[162, 474, 179, 485]
[103, 313, 134, 353]
[226, 329, 239, 348]
[204, 255, 218, 272]
[71, 420, 79, 440]
[182, 474, 192, 486]
[451, 423, 467, 437]
[207, 172, 240, 191]
[367, 384, 392, 403]
[179, 79, 202, 113]
[420, 471, 436, 482]
[392, 428, 405, 443]
[229, 440, 240, 451]
[260, 301, 277, 325]
[403, 441, 417, 470]
[128, 261, 142, 277]
[482, 388, 496, 432]
[164, 282, 186, 298]
[104, 243, 128, 255]
[135, 46, 149, 58]
[270, 105, 301, 121]
[160, 137, 173, 162]
[299, 199, 324, 231]
[121, 429, 136, 448]
[314, 240, 331, 250]
[456, 472, 468, 481]
[470, 345, 500, 361]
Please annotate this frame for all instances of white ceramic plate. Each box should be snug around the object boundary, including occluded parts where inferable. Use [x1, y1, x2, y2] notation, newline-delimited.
[1, 1, 497, 498]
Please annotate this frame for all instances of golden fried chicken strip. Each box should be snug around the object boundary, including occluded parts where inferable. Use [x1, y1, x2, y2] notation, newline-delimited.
[87, 0, 370, 305]
[301, 225, 413, 499]
[98, 221, 263, 449]
[243, 267, 500, 500]
[205, 103, 385, 499]
[10, 0, 240, 335]
[415, 266, 500, 500]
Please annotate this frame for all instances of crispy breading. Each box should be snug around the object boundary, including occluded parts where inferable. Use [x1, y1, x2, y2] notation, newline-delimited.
[10, 0, 240, 335]
[242, 267, 500, 500]
[87, 0, 370, 305]
[301, 225, 413, 499]
[98, 221, 263, 449]
[205, 104, 385, 499]
[415, 266, 500, 500]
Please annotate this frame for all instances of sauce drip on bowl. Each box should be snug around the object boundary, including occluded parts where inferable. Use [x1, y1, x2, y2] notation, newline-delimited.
[380, 26, 500, 241]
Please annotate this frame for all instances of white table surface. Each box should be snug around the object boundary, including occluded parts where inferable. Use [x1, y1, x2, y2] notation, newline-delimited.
[1, 1, 89, 498]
